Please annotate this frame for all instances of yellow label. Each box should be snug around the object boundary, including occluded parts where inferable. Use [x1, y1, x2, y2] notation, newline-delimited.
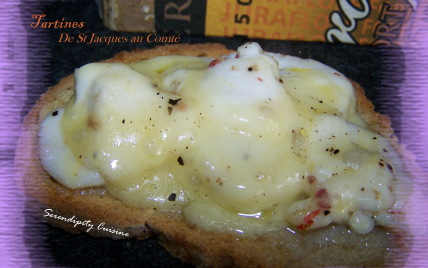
[205, 0, 419, 45]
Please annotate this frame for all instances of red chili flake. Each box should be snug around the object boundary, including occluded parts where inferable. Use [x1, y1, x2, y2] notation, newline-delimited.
[208, 59, 221, 68]
[315, 188, 331, 209]
[334, 72, 341, 76]
[315, 188, 328, 199]
[296, 223, 306, 230]
[308, 175, 316, 184]
[258, 77, 263, 82]
[297, 210, 320, 230]
[235, 54, 239, 58]
[303, 210, 320, 223]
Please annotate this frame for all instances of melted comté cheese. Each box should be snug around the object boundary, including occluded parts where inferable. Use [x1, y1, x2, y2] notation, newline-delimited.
[38, 42, 405, 236]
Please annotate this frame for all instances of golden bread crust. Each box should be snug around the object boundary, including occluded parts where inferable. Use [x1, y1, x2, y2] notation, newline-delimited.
[15, 43, 409, 267]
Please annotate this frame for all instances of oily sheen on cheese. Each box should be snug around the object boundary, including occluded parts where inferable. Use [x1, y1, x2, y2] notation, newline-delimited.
[38, 42, 404, 236]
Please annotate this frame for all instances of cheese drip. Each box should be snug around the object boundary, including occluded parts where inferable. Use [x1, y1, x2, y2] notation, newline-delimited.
[38, 42, 404, 236]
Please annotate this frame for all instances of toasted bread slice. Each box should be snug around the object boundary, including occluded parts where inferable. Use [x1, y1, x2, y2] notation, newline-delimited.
[15, 43, 410, 267]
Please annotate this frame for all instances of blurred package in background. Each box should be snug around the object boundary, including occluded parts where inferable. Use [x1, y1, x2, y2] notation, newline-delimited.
[96, 0, 427, 45]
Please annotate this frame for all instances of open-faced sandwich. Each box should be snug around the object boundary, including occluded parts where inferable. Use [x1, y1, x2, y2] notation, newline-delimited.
[15, 42, 414, 267]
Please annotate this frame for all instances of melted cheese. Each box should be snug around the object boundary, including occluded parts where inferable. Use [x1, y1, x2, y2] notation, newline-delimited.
[38, 42, 404, 236]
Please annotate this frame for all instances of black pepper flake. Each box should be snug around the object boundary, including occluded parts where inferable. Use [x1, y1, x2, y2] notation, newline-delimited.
[279, 79, 283, 83]
[373, 137, 377, 140]
[383, 149, 388, 152]
[319, 100, 323, 103]
[168, 193, 176, 201]
[324, 210, 330, 216]
[387, 164, 394, 173]
[177, 156, 184, 166]
[361, 187, 365, 191]
[333, 149, 340, 154]
[167, 106, 173, 115]
[379, 162, 384, 167]
[248, 67, 253, 71]
[156, 93, 160, 95]
[122, 119, 125, 124]
[79, 155, 82, 158]
[168, 98, 182, 105]
[52, 111, 58, 116]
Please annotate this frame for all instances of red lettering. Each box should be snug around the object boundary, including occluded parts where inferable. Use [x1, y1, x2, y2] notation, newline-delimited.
[306, 0, 316, 8]
[255, 6, 269, 25]
[220, 3, 231, 22]
[302, 12, 311, 29]
[372, 0, 380, 11]
[269, 9, 286, 26]
[359, 38, 369, 45]
[290, 11, 302, 27]
[362, 19, 373, 34]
